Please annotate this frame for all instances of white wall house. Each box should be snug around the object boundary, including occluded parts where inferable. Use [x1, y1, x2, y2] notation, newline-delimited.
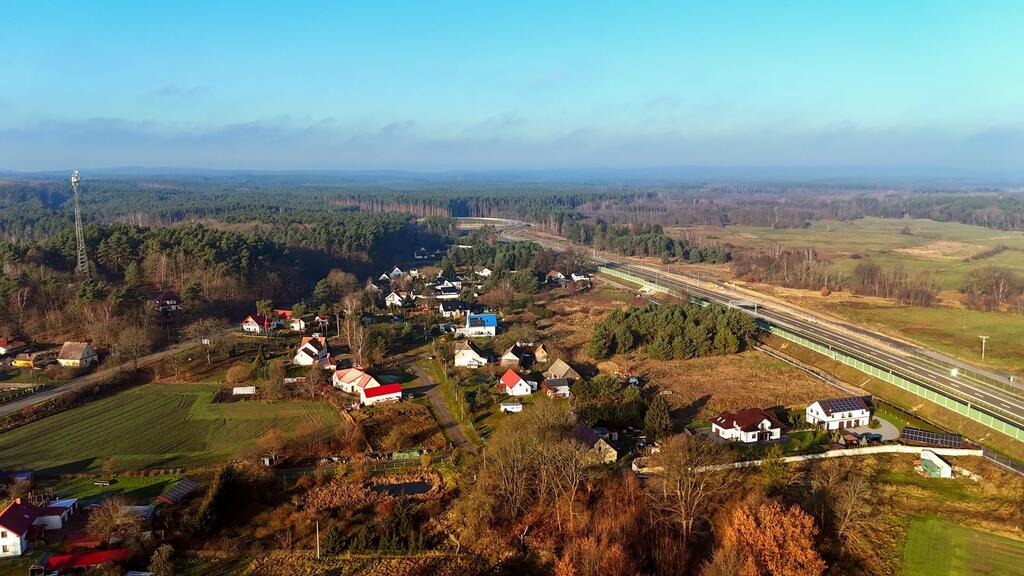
[806, 397, 871, 431]
[454, 341, 488, 368]
[57, 342, 98, 368]
[241, 314, 281, 334]
[332, 367, 381, 394]
[712, 408, 783, 443]
[0, 499, 38, 557]
[292, 336, 329, 366]
[499, 369, 535, 397]
[456, 313, 497, 338]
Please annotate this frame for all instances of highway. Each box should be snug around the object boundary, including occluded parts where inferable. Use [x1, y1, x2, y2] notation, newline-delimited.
[500, 223, 1024, 432]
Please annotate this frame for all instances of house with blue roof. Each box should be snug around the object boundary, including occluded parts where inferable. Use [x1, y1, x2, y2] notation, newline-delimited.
[457, 313, 498, 338]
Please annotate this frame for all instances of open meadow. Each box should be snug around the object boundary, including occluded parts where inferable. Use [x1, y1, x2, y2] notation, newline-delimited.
[901, 516, 1024, 576]
[0, 383, 341, 474]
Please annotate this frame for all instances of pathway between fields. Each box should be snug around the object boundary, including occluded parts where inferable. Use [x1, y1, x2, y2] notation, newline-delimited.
[404, 361, 478, 455]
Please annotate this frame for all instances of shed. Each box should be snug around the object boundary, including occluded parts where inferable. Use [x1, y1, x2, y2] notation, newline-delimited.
[157, 478, 200, 506]
[920, 450, 953, 478]
[232, 386, 257, 396]
[499, 402, 523, 413]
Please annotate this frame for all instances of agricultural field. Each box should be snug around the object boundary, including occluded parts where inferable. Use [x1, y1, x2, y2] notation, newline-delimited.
[901, 515, 1024, 576]
[683, 216, 1024, 291]
[0, 383, 341, 474]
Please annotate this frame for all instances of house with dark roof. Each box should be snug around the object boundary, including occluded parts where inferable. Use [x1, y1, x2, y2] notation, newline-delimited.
[57, 342, 97, 368]
[438, 300, 476, 319]
[541, 378, 571, 399]
[0, 498, 39, 557]
[574, 423, 619, 463]
[153, 290, 182, 313]
[712, 408, 784, 443]
[806, 396, 871, 430]
[500, 343, 534, 368]
[157, 478, 200, 506]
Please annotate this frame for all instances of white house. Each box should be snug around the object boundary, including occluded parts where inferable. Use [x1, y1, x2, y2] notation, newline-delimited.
[57, 342, 98, 368]
[33, 499, 78, 531]
[499, 368, 536, 397]
[476, 267, 493, 278]
[806, 396, 871, 431]
[454, 341, 488, 368]
[547, 270, 567, 284]
[571, 272, 591, 284]
[439, 300, 473, 318]
[153, 291, 182, 313]
[457, 313, 498, 338]
[0, 338, 26, 357]
[385, 291, 410, 308]
[434, 286, 460, 300]
[292, 335, 329, 366]
[241, 314, 281, 334]
[711, 408, 784, 443]
[0, 499, 38, 557]
[289, 316, 313, 332]
[332, 367, 381, 394]
[359, 383, 402, 406]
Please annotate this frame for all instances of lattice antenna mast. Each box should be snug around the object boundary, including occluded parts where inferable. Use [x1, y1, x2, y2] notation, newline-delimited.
[71, 169, 89, 276]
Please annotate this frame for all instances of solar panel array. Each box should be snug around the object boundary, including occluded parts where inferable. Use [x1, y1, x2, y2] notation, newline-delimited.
[821, 396, 867, 414]
[901, 427, 963, 448]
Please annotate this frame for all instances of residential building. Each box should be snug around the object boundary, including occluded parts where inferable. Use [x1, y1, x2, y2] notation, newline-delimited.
[0, 338, 26, 357]
[332, 367, 382, 394]
[711, 408, 783, 443]
[33, 499, 78, 531]
[360, 383, 402, 406]
[153, 291, 182, 313]
[385, 291, 410, 308]
[241, 314, 281, 334]
[574, 423, 619, 463]
[439, 300, 475, 318]
[414, 248, 430, 260]
[0, 498, 39, 557]
[805, 396, 871, 431]
[500, 343, 534, 368]
[543, 358, 581, 382]
[476, 267, 492, 277]
[457, 313, 498, 338]
[498, 368, 535, 396]
[434, 285, 460, 300]
[453, 341, 488, 368]
[541, 378, 571, 399]
[533, 343, 550, 364]
[571, 272, 591, 284]
[57, 342, 97, 368]
[547, 270, 567, 284]
[292, 335, 329, 366]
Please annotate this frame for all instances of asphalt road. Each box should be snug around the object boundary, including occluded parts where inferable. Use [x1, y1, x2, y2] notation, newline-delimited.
[0, 340, 200, 417]
[501, 224, 1024, 429]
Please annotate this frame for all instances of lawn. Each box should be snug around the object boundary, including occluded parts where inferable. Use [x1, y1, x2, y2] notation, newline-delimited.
[39, 474, 183, 505]
[0, 383, 341, 474]
[902, 515, 1024, 576]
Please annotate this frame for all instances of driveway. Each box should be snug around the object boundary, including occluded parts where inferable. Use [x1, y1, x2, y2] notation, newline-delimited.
[848, 417, 901, 441]
[404, 361, 478, 455]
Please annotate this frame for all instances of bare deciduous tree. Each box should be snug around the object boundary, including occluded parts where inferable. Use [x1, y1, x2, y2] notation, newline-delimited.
[647, 434, 738, 539]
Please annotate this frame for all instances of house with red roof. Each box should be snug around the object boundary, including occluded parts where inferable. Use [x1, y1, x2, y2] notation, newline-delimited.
[332, 367, 382, 394]
[241, 314, 282, 334]
[712, 408, 784, 443]
[498, 368, 535, 397]
[32, 547, 129, 574]
[292, 335, 329, 367]
[359, 383, 402, 406]
[0, 498, 39, 557]
[0, 338, 27, 357]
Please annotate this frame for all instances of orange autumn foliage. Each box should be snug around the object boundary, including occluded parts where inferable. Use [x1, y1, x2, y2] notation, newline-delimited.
[725, 499, 826, 576]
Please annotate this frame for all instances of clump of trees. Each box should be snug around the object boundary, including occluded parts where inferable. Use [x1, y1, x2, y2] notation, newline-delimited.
[562, 221, 729, 263]
[961, 266, 1024, 312]
[588, 303, 758, 361]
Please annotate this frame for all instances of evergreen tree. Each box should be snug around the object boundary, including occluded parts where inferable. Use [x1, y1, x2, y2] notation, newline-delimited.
[644, 396, 672, 440]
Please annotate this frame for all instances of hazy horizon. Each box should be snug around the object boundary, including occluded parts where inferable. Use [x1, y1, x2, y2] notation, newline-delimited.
[3, 1, 1023, 172]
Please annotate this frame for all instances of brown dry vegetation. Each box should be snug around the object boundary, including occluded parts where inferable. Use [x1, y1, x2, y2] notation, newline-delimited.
[356, 403, 446, 452]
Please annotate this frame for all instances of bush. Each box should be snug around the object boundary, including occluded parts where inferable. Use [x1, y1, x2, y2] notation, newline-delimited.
[868, 418, 881, 429]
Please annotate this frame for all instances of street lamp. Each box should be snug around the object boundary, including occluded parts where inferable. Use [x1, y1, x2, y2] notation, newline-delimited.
[979, 335, 989, 363]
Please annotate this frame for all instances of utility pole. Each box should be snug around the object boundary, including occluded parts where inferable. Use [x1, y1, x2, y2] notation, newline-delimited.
[315, 520, 320, 558]
[71, 170, 90, 276]
[979, 335, 989, 363]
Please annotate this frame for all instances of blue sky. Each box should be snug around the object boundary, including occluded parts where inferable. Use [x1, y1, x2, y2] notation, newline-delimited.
[1, 1, 1023, 171]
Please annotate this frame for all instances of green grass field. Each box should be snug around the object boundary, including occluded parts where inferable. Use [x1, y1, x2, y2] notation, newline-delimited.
[823, 301, 1024, 372]
[902, 516, 1024, 575]
[699, 217, 1024, 291]
[0, 383, 341, 474]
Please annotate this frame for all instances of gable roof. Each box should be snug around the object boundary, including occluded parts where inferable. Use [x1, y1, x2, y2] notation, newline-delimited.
[363, 383, 402, 399]
[333, 367, 381, 389]
[45, 548, 129, 571]
[455, 341, 485, 356]
[298, 336, 326, 351]
[816, 396, 870, 417]
[58, 341, 94, 361]
[243, 314, 269, 326]
[713, 408, 783, 432]
[0, 338, 25, 350]
[499, 368, 527, 390]
[440, 299, 472, 311]
[0, 498, 39, 536]
[502, 344, 530, 359]
[153, 290, 179, 302]
[157, 478, 200, 506]
[544, 359, 581, 380]
[573, 422, 616, 450]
